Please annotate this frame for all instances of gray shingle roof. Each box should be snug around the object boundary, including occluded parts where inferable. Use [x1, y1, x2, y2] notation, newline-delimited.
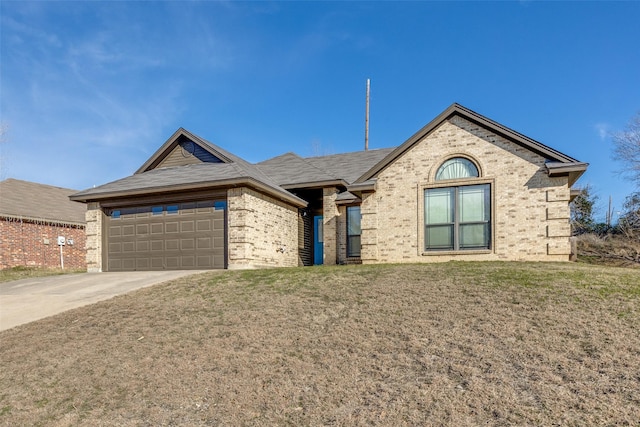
[71, 162, 306, 206]
[72, 138, 395, 204]
[303, 148, 395, 184]
[256, 153, 338, 187]
[0, 179, 86, 224]
[70, 103, 587, 206]
[72, 163, 243, 197]
[257, 148, 395, 187]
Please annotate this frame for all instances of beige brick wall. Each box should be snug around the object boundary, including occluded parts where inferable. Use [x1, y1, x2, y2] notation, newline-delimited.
[85, 202, 103, 272]
[322, 187, 339, 265]
[359, 192, 378, 263]
[363, 116, 572, 263]
[227, 187, 299, 269]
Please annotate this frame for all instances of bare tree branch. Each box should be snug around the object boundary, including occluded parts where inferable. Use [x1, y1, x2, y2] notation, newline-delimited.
[612, 112, 640, 187]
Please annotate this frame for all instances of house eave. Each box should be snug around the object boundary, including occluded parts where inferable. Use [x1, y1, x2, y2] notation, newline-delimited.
[546, 162, 589, 186]
[346, 179, 377, 193]
[70, 177, 307, 208]
[334, 191, 361, 205]
[546, 162, 589, 175]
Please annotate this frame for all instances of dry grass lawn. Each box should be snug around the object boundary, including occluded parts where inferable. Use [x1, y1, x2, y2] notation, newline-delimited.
[1, 262, 639, 426]
[0, 266, 85, 283]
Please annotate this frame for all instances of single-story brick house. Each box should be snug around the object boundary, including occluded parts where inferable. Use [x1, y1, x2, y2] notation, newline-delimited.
[0, 179, 87, 269]
[70, 103, 587, 272]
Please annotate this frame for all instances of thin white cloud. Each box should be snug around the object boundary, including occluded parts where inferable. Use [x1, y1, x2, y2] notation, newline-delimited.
[594, 123, 610, 140]
[0, 3, 198, 189]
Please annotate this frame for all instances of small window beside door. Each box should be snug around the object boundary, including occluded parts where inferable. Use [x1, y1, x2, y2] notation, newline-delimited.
[347, 206, 361, 257]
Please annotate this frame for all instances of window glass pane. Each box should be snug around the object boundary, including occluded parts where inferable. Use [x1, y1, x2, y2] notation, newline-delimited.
[152, 206, 163, 215]
[197, 201, 215, 208]
[459, 185, 489, 222]
[112, 210, 121, 219]
[435, 158, 479, 180]
[120, 207, 137, 218]
[425, 188, 454, 224]
[347, 206, 361, 236]
[167, 205, 179, 215]
[425, 183, 490, 251]
[348, 235, 361, 257]
[460, 224, 489, 248]
[425, 225, 453, 250]
[214, 201, 227, 210]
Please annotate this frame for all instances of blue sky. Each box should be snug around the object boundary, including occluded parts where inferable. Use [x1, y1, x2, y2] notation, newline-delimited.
[1, 1, 639, 221]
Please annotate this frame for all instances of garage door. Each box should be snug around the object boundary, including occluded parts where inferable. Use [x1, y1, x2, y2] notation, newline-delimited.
[105, 201, 226, 271]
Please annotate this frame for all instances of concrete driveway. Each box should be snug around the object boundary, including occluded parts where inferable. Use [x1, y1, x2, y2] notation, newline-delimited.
[0, 270, 206, 331]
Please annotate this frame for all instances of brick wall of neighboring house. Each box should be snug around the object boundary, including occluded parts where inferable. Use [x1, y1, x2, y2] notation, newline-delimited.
[362, 116, 572, 264]
[0, 217, 86, 270]
[227, 187, 299, 269]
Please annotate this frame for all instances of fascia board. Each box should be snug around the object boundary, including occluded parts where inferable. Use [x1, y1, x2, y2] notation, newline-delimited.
[545, 162, 589, 176]
[70, 177, 307, 208]
[546, 162, 589, 187]
[335, 196, 361, 205]
[347, 179, 377, 193]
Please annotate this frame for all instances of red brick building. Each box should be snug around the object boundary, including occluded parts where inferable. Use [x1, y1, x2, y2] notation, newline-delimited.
[0, 179, 86, 270]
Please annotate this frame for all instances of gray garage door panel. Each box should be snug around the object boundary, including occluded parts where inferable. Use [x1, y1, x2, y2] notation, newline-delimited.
[105, 201, 226, 271]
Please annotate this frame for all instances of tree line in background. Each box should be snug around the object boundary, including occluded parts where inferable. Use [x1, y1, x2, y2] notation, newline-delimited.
[571, 186, 639, 238]
[571, 110, 640, 238]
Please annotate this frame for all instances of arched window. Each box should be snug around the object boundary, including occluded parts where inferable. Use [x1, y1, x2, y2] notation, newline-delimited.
[435, 157, 479, 180]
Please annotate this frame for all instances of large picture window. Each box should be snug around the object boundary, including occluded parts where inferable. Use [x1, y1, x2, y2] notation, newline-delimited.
[347, 206, 361, 257]
[424, 184, 490, 251]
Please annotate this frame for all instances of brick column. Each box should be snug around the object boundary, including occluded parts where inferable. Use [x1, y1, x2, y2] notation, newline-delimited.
[227, 187, 253, 269]
[546, 188, 571, 258]
[360, 192, 378, 263]
[85, 202, 103, 272]
[322, 187, 339, 265]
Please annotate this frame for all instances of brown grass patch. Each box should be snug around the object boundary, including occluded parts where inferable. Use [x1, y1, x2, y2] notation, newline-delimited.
[577, 233, 640, 268]
[1, 262, 639, 426]
[0, 266, 85, 283]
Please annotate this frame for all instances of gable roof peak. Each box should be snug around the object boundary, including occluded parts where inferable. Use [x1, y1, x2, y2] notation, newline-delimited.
[356, 103, 586, 183]
[136, 127, 243, 173]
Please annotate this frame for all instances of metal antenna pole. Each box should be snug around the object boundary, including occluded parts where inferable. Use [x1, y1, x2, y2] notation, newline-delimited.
[365, 78, 370, 151]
